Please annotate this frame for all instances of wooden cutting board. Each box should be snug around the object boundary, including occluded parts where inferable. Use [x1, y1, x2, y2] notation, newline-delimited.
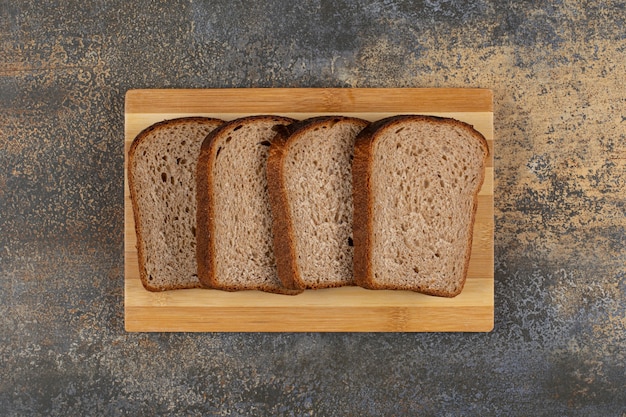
[124, 88, 494, 332]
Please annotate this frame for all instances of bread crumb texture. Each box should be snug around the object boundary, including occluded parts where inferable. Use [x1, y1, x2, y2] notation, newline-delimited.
[368, 117, 487, 295]
[130, 119, 221, 290]
[209, 117, 295, 292]
[282, 118, 367, 288]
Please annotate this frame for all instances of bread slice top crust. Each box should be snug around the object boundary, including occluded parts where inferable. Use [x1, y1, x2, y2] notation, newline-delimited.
[352, 115, 489, 297]
[196, 115, 302, 295]
[267, 116, 369, 290]
[128, 117, 224, 291]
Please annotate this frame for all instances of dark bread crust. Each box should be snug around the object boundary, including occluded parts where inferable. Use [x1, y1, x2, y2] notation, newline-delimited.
[266, 123, 303, 290]
[352, 115, 489, 297]
[268, 116, 369, 290]
[196, 115, 302, 295]
[128, 117, 224, 292]
[195, 123, 218, 289]
[352, 119, 378, 291]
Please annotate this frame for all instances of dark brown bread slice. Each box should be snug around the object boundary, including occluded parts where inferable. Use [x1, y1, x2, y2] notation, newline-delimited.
[128, 117, 224, 291]
[267, 116, 369, 290]
[353, 115, 489, 297]
[196, 115, 302, 294]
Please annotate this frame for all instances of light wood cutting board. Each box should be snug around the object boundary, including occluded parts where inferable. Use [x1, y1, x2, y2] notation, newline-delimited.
[124, 88, 494, 332]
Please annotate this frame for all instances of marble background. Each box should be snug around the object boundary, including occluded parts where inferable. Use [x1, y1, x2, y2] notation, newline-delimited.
[1, 1, 624, 415]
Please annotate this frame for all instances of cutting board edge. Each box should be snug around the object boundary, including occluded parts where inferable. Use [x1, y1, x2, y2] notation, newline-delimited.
[124, 305, 495, 332]
[125, 87, 494, 113]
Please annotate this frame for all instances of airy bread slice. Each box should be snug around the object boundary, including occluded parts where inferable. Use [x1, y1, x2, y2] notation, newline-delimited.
[267, 116, 369, 290]
[352, 115, 489, 297]
[128, 117, 224, 291]
[196, 115, 302, 294]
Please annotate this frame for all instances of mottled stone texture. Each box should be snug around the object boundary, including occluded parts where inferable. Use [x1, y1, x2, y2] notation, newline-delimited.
[1, 0, 624, 415]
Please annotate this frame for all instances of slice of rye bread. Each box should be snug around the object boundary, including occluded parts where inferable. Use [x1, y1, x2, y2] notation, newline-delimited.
[352, 115, 489, 297]
[128, 117, 224, 291]
[267, 116, 369, 290]
[196, 115, 302, 294]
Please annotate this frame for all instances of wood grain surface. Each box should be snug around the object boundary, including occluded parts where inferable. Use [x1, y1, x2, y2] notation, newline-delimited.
[124, 88, 494, 332]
